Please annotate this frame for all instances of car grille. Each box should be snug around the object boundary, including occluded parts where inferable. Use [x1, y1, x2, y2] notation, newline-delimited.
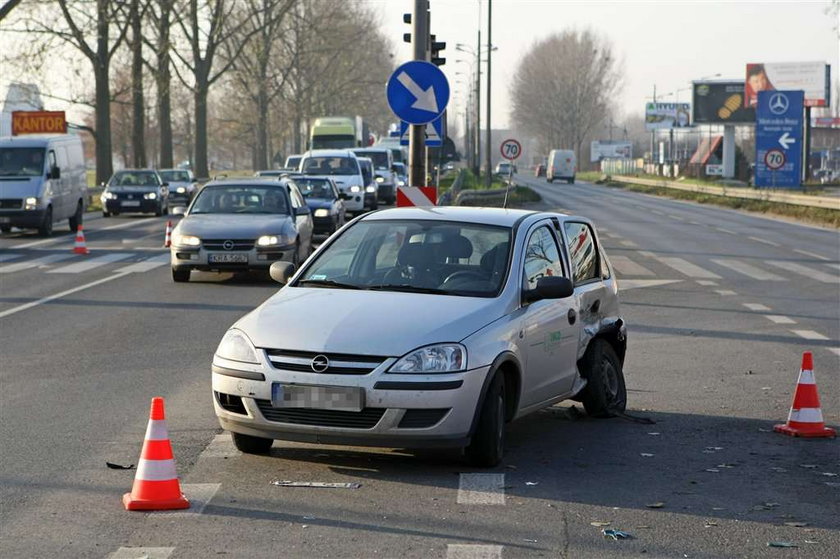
[398, 408, 450, 429]
[264, 349, 388, 375]
[254, 400, 385, 428]
[215, 391, 247, 415]
[203, 239, 255, 251]
[0, 199, 22, 209]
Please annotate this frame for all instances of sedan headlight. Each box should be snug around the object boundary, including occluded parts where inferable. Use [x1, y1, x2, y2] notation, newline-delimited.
[215, 329, 259, 364]
[348, 185, 361, 193]
[314, 209, 330, 218]
[172, 234, 200, 247]
[375, 176, 385, 183]
[102, 191, 118, 200]
[24, 196, 38, 209]
[256, 234, 294, 247]
[176, 187, 186, 194]
[397, 180, 406, 187]
[144, 192, 157, 200]
[389, 343, 467, 374]
[365, 185, 376, 193]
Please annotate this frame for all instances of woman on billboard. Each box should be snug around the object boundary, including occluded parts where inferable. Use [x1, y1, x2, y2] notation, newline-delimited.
[745, 64, 775, 108]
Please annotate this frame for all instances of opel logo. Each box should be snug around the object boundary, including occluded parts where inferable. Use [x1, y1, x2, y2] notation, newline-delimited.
[222, 240, 234, 251]
[128, 194, 134, 199]
[769, 93, 789, 115]
[311, 354, 330, 373]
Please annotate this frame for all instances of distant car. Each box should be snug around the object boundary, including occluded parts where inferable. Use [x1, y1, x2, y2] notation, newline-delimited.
[101, 169, 169, 217]
[284, 155, 302, 171]
[494, 162, 513, 176]
[352, 147, 396, 205]
[356, 156, 378, 210]
[535, 164, 546, 177]
[169, 178, 314, 282]
[392, 162, 408, 187]
[158, 169, 197, 206]
[296, 176, 346, 235]
[445, 162, 456, 171]
[547, 149, 576, 184]
[299, 150, 366, 214]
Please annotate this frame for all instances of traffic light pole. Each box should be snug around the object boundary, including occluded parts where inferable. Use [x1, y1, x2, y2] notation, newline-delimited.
[409, 0, 428, 187]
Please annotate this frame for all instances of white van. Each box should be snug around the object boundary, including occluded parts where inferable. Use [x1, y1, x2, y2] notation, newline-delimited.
[547, 149, 576, 184]
[298, 149, 365, 213]
[0, 134, 87, 235]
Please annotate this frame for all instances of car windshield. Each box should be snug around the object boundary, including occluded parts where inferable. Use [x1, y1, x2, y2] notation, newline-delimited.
[190, 185, 289, 215]
[109, 172, 159, 187]
[159, 170, 190, 182]
[302, 156, 358, 176]
[0, 147, 45, 177]
[297, 219, 512, 297]
[296, 178, 334, 199]
[285, 156, 301, 168]
[354, 151, 389, 169]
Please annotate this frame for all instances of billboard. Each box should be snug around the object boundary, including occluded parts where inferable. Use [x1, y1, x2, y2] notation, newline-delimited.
[692, 81, 756, 124]
[744, 62, 830, 108]
[645, 102, 690, 130]
[590, 140, 632, 162]
[755, 90, 803, 188]
[11, 111, 66, 135]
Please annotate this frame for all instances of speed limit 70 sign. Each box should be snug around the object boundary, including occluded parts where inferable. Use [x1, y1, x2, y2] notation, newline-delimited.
[500, 138, 522, 160]
[764, 149, 785, 171]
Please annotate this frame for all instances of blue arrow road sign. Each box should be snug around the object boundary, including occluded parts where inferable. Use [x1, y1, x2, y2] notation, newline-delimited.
[399, 116, 444, 147]
[755, 90, 803, 188]
[386, 61, 450, 125]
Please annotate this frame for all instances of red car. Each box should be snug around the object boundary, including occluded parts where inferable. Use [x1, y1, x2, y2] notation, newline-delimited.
[535, 164, 546, 177]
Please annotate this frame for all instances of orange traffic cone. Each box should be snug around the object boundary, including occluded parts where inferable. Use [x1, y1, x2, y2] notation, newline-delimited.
[72, 225, 89, 255]
[163, 220, 173, 248]
[774, 352, 836, 438]
[123, 397, 190, 511]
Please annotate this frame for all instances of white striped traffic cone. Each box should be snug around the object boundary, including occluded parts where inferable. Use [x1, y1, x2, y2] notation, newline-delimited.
[163, 221, 173, 248]
[72, 225, 89, 255]
[774, 352, 836, 438]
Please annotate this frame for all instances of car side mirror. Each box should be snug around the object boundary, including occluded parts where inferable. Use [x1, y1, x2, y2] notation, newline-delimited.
[295, 205, 310, 216]
[269, 261, 296, 284]
[171, 206, 187, 216]
[524, 276, 574, 303]
[50, 166, 61, 180]
[339, 192, 348, 200]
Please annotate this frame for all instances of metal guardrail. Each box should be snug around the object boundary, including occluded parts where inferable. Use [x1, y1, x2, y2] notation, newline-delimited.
[454, 179, 516, 206]
[610, 175, 840, 210]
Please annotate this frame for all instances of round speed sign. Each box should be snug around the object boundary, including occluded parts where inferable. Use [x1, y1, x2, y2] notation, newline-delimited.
[764, 149, 786, 171]
[500, 138, 522, 161]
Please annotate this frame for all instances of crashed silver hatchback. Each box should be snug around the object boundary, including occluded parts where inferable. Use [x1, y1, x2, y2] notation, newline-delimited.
[212, 207, 627, 466]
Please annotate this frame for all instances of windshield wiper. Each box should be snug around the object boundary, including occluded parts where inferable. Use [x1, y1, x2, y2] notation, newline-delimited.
[369, 284, 449, 295]
[297, 279, 364, 290]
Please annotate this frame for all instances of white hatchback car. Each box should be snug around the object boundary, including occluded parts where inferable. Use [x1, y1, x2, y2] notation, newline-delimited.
[212, 207, 627, 466]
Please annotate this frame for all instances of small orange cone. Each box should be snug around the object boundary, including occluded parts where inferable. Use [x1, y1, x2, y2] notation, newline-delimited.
[163, 220, 173, 248]
[72, 225, 89, 255]
[123, 397, 190, 511]
[774, 352, 836, 438]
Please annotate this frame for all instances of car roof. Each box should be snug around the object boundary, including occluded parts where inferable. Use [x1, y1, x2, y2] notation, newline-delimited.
[301, 149, 358, 158]
[352, 147, 388, 153]
[0, 134, 80, 147]
[202, 177, 290, 188]
[360, 206, 541, 227]
[114, 168, 159, 173]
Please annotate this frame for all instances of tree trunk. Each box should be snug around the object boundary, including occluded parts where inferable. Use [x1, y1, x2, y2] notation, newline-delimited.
[130, 0, 146, 168]
[94, 62, 113, 184]
[255, 88, 269, 169]
[157, 0, 173, 168]
[194, 84, 209, 178]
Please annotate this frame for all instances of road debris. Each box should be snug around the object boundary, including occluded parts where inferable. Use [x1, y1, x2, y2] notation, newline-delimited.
[525, 481, 539, 486]
[105, 462, 134, 470]
[640, 453, 654, 457]
[271, 480, 362, 489]
[799, 464, 818, 469]
[590, 521, 611, 527]
[767, 541, 798, 548]
[646, 502, 665, 508]
[819, 472, 837, 477]
[704, 520, 718, 528]
[783, 522, 808, 527]
[523, 539, 538, 543]
[602, 529, 633, 540]
[705, 468, 720, 473]
[716, 464, 736, 469]
[647, 432, 660, 436]
[770, 467, 788, 473]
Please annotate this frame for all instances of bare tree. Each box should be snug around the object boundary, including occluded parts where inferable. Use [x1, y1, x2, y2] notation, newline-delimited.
[129, 0, 147, 167]
[0, 0, 23, 22]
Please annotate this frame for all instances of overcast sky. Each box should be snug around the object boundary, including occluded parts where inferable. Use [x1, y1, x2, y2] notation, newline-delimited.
[370, 0, 839, 131]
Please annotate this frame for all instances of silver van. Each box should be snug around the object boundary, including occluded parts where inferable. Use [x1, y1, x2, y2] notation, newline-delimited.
[0, 134, 87, 235]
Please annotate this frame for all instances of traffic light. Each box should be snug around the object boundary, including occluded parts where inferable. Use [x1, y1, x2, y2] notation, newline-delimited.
[430, 34, 446, 66]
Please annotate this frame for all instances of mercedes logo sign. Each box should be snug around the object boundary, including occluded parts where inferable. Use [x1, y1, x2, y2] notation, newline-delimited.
[222, 240, 234, 251]
[310, 355, 330, 373]
[769, 93, 789, 115]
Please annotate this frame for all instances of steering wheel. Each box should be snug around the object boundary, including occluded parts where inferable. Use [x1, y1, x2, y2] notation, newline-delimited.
[442, 270, 487, 285]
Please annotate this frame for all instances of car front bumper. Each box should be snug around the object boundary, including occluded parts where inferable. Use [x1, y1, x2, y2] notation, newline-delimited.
[170, 242, 296, 272]
[211, 355, 490, 448]
[104, 199, 160, 214]
[0, 208, 47, 228]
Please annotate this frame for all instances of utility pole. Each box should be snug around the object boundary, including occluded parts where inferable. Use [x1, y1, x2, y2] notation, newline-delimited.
[484, 0, 492, 187]
[475, 29, 481, 177]
[408, 0, 428, 187]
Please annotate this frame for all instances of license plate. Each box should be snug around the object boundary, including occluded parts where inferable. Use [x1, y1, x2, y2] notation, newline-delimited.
[271, 383, 364, 412]
[0, 217, 9, 224]
[121, 200, 140, 207]
[209, 253, 248, 264]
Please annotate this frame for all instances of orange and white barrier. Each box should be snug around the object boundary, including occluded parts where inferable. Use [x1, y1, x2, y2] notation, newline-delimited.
[72, 225, 89, 255]
[774, 352, 836, 438]
[397, 186, 437, 207]
[163, 221, 173, 248]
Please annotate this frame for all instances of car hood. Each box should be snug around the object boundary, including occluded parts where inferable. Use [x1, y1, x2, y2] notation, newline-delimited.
[305, 174, 361, 190]
[107, 186, 159, 193]
[166, 180, 192, 188]
[177, 213, 295, 238]
[304, 198, 335, 210]
[237, 288, 504, 356]
[0, 177, 41, 198]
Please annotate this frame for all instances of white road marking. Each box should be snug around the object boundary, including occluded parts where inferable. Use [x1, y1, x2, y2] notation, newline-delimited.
[765, 260, 839, 284]
[668, 214, 686, 221]
[794, 249, 831, 261]
[48, 253, 133, 274]
[715, 227, 737, 235]
[620, 279, 682, 290]
[457, 473, 505, 505]
[115, 254, 170, 274]
[0, 271, 131, 319]
[619, 239, 638, 247]
[447, 544, 504, 558]
[0, 253, 21, 262]
[8, 219, 153, 250]
[743, 303, 771, 311]
[108, 547, 174, 559]
[151, 483, 221, 516]
[827, 264, 840, 271]
[748, 236, 780, 247]
[696, 280, 718, 286]
[791, 330, 829, 341]
[199, 433, 241, 459]
[689, 220, 702, 225]
[828, 348, 840, 357]
[658, 257, 721, 279]
[0, 253, 74, 274]
[712, 259, 786, 281]
[714, 289, 737, 296]
[766, 315, 796, 324]
[610, 255, 655, 276]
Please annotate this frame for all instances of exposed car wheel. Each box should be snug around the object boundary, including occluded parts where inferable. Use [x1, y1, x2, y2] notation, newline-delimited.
[171, 268, 190, 283]
[371, 197, 378, 210]
[579, 339, 627, 417]
[231, 432, 273, 454]
[69, 201, 83, 232]
[465, 373, 505, 467]
[38, 207, 53, 237]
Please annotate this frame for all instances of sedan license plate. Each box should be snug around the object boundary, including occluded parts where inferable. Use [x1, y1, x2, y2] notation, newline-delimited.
[0, 217, 9, 224]
[209, 253, 248, 264]
[121, 200, 141, 207]
[271, 383, 364, 412]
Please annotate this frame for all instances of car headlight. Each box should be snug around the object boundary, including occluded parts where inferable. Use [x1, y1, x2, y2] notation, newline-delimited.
[256, 235, 280, 246]
[314, 209, 330, 218]
[176, 187, 186, 194]
[349, 185, 361, 193]
[389, 343, 467, 374]
[397, 180, 406, 187]
[24, 196, 38, 209]
[102, 192, 117, 200]
[173, 234, 200, 246]
[375, 176, 385, 183]
[144, 192, 157, 200]
[365, 185, 375, 193]
[215, 329, 259, 364]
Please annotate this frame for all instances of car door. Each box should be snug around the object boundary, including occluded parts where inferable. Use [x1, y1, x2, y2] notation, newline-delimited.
[288, 183, 313, 253]
[519, 222, 581, 408]
[561, 221, 610, 334]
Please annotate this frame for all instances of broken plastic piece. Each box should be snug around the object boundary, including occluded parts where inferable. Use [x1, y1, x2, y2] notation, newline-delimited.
[767, 541, 798, 548]
[271, 480, 361, 489]
[525, 481, 539, 486]
[640, 453, 654, 457]
[106, 462, 135, 470]
[603, 529, 633, 540]
[590, 521, 611, 527]
[646, 502, 665, 508]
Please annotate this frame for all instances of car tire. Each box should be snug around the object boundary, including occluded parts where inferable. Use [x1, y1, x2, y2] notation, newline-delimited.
[567, 177, 574, 184]
[231, 432, 273, 454]
[155, 203, 163, 217]
[102, 211, 111, 218]
[69, 201, 83, 232]
[465, 373, 506, 467]
[38, 206, 53, 237]
[579, 339, 627, 417]
[171, 268, 190, 283]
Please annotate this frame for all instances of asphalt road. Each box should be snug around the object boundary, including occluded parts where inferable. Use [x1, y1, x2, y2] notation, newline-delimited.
[0, 184, 837, 558]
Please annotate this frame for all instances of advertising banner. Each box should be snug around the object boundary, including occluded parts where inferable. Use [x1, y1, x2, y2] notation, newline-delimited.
[590, 141, 633, 162]
[755, 90, 803, 188]
[11, 111, 67, 135]
[645, 102, 690, 130]
[744, 62, 830, 108]
[692, 82, 756, 124]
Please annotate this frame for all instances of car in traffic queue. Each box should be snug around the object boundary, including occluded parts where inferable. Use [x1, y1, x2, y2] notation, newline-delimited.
[299, 150, 366, 215]
[534, 164, 546, 177]
[158, 169, 198, 206]
[101, 169, 170, 217]
[284, 155, 302, 172]
[295, 175, 346, 235]
[211, 206, 627, 466]
[392, 162, 408, 187]
[356, 156, 379, 210]
[169, 177, 313, 282]
[352, 147, 396, 205]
